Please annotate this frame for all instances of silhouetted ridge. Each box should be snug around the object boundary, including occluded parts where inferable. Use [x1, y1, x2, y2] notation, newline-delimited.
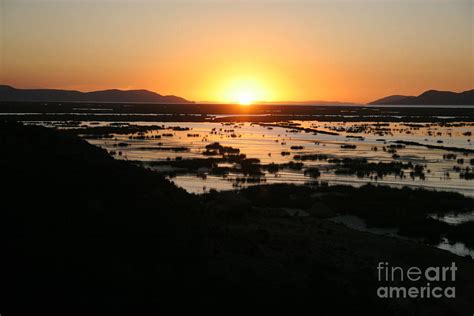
[0, 85, 193, 103]
[369, 89, 474, 105]
[368, 95, 412, 105]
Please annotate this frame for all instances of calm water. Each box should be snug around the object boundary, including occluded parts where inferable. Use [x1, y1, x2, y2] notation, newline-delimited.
[60, 120, 474, 196]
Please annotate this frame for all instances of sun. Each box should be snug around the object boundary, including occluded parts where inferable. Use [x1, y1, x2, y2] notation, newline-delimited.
[236, 91, 255, 105]
[220, 77, 268, 105]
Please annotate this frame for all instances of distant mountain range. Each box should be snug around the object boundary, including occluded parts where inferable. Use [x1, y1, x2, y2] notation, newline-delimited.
[369, 89, 474, 105]
[0, 85, 193, 104]
[2, 85, 473, 106]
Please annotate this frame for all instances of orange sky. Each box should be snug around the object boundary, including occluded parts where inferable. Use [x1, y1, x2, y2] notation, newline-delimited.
[1, 0, 472, 103]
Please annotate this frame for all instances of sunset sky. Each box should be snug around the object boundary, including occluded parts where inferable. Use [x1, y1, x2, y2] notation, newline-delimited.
[1, 0, 472, 103]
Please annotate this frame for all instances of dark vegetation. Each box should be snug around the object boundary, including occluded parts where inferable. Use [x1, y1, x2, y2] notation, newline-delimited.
[328, 158, 426, 179]
[136, 146, 189, 152]
[294, 153, 329, 161]
[266, 161, 304, 173]
[447, 222, 474, 248]
[304, 167, 321, 178]
[2, 123, 474, 315]
[460, 170, 474, 180]
[203, 142, 240, 155]
[290, 145, 304, 150]
[340, 144, 357, 149]
[238, 182, 474, 251]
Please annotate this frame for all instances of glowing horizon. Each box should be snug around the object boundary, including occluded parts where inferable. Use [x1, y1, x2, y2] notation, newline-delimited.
[1, 0, 472, 104]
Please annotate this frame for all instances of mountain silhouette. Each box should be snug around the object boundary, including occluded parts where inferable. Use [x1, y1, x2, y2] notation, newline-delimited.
[368, 95, 412, 105]
[369, 89, 474, 105]
[0, 85, 193, 103]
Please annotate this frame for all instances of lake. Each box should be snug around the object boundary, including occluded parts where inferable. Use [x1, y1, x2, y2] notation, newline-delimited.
[31, 119, 473, 195]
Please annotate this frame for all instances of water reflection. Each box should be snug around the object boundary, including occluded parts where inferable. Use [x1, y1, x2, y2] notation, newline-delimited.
[70, 120, 474, 196]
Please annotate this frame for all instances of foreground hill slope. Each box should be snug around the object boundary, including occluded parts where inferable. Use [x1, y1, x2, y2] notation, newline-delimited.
[1, 122, 473, 315]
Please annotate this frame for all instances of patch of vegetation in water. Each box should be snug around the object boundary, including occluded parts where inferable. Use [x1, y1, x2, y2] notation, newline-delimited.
[341, 144, 357, 149]
[328, 158, 425, 179]
[137, 146, 190, 152]
[265, 161, 304, 173]
[66, 124, 166, 136]
[293, 154, 329, 161]
[459, 170, 474, 180]
[395, 140, 474, 154]
[203, 142, 240, 156]
[304, 167, 321, 178]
